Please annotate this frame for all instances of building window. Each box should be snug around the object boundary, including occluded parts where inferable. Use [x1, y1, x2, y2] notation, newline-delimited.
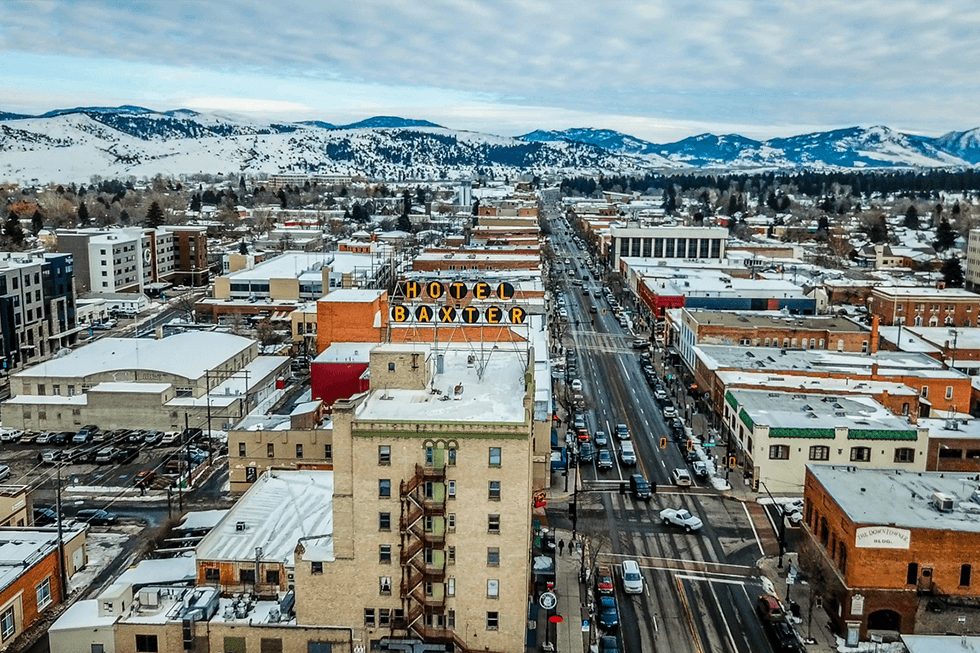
[0, 606, 12, 640]
[135, 635, 159, 653]
[487, 579, 499, 599]
[894, 448, 915, 463]
[448, 577, 455, 596]
[379, 512, 391, 531]
[448, 546, 456, 565]
[92, 645, 104, 653]
[296, 443, 303, 459]
[388, 362, 395, 372]
[486, 612, 499, 631]
[379, 577, 392, 596]
[446, 480, 456, 498]
[37, 384, 45, 396]
[266, 570, 280, 585]
[311, 561, 323, 574]
[378, 608, 391, 627]
[379, 479, 391, 498]
[378, 445, 391, 465]
[946, 386, 954, 400]
[205, 567, 221, 582]
[425, 446, 434, 466]
[921, 386, 928, 398]
[850, 447, 872, 462]
[769, 445, 790, 460]
[267, 443, 275, 458]
[809, 446, 830, 461]
[379, 545, 391, 564]
[364, 609, 376, 628]
[260, 639, 282, 653]
[907, 562, 919, 585]
[240, 568, 255, 584]
[324, 444, 332, 460]
[448, 447, 457, 466]
[448, 513, 456, 532]
[488, 514, 500, 533]
[489, 447, 501, 467]
[487, 547, 500, 566]
[961, 564, 972, 587]
[489, 481, 501, 501]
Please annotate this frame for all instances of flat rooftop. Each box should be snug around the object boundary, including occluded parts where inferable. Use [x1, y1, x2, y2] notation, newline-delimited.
[196, 470, 333, 566]
[729, 389, 915, 432]
[227, 251, 382, 282]
[717, 371, 918, 397]
[319, 289, 384, 303]
[357, 345, 529, 424]
[874, 286, 980, 299]
[809, 466, 980, 534]
[696, 344, 957, 378]
[641, 271, 808, 299]
[14, 332, 254, 381]
[688, 310, 865, 332]
[0, 529, 59, 594]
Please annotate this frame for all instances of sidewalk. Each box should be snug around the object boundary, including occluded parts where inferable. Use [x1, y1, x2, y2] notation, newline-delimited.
[760, 554, 842, 652]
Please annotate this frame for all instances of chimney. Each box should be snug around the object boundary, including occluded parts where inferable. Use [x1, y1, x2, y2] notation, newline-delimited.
[871, 363, 879, 379]
[870, 315, 879, 354]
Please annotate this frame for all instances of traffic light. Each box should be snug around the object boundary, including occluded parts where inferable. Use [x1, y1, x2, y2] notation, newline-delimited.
[659, 437, 667, 450]
[728, 456, 737, 469]
[686, 439, 694, 452]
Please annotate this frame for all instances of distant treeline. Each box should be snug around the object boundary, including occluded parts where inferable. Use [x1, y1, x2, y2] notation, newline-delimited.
[561, 168, 980, 199]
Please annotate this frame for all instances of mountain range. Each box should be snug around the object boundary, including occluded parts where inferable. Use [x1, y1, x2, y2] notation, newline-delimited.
[0, 106, 978, 182]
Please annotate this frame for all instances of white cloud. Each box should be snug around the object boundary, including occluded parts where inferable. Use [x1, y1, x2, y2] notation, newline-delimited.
[0, 0, 979, 139]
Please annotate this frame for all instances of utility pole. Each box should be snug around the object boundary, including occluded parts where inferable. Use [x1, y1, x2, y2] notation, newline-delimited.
[55, 463, 68, 597]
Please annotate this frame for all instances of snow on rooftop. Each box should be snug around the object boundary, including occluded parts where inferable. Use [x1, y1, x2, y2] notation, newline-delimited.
[319, 289, 385, 303]
[115, 556, 197, 587]
[357, 346, 529, 424]
[313, 342, 374, 364]
[730, 389, 913, 431]
[810, 466, 980, 533]
[89, 382, 172, 394]
[49, 599, 117, 631]
[178, 509, 230, 531]
[0, 530, 60, 593]
[16, 332, 254, 381]
[196, 471, 333, 566]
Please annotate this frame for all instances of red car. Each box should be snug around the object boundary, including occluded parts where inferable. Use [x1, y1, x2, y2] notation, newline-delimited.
[134, 470, 157, 487]
[596, 565, 614, 594]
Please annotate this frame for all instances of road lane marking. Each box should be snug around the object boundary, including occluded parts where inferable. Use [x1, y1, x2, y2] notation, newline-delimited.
[742, 502, 766, 557]
[675, 575, 705, 653]
[708, 579, 740, 652]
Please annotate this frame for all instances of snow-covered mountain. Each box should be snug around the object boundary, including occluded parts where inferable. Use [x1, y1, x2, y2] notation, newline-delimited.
[520, 124, 977, 170]
[0, 106, 977, 182]
[0, 107, 657, 183]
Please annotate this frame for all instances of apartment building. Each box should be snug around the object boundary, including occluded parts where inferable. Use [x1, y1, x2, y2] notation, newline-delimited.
[56, 227, 177, 294]
[161, 225, 210, 286]
[870, 286, 980, 327]
[966, 229, 980, 291]
[802, 466, 980, 640]
[609, 225, 728, 269]
[0, 253, 77, 372]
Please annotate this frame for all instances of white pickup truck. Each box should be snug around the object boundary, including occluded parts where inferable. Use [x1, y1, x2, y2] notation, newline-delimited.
[660, 507, 703, 532]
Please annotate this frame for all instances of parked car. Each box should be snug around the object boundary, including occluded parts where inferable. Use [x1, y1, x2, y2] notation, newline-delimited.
[571, 379, 583, 392]
[595, 565, 614, 594]
[0, 429, 23, 443]
[662, 404, 677, 419]
[35, 431, 58, 445]
[597, 450, 613, 470]
[599, 635, 621, 653]
[134, 470, 157, 487]
[94, 447, 120, 464]
[629, 473, 652, 500]
[0, 464, 9, 481]
[33, 507, 59, 525]
[631, 339, 648, 349]
[38, 450, 64, 465]
[19, 431, 39, 444]
[578, 442, 596, 464]
[671, 468, 693, 487]
[660, 507, 703, 532]
[143, 430, 164, 445]
[53, 431, 73, 445]
[598, 595, 619, 629]
[75, 509, 117, 525]
[620, 559, 644, 594]
[115, 447, 139, 464]
[653, 387, 668, 402]
[692, 460, 710, 478]
[160, 431, 181, 446]
[72, 426, 96, 444]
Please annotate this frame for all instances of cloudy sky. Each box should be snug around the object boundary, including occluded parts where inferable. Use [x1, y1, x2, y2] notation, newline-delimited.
[0, 0, 977, 142]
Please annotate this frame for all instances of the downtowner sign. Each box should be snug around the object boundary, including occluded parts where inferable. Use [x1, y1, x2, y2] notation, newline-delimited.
[854, 526, 911, 549]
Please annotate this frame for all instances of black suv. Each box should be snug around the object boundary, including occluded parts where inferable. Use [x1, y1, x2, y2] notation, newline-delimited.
[629, 474, 653, 500]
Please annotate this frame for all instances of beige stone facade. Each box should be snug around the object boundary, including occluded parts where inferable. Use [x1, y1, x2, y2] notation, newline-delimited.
[227, 428, 334, 493]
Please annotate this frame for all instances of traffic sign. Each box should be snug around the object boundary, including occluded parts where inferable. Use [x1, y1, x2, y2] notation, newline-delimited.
[539, 592, 557, 610]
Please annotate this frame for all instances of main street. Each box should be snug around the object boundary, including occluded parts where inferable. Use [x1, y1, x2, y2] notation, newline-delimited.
[546, 216, 783, 653]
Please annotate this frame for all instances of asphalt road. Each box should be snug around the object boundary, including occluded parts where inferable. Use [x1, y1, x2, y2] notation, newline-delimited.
[547, 217, 780, 653]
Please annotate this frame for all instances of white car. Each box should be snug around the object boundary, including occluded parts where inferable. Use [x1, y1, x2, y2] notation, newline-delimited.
[660, 507, 703, 532]
[0, 464, 9, 481]
[671, 468, 693, 487]
[663, 405, 677, 419]
[0, 429, 23, 443]
[620, 559, 644, 594]
[571, 379, 583, 392]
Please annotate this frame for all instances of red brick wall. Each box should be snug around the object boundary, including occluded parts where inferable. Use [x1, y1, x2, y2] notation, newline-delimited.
[0, 548, 62, 637]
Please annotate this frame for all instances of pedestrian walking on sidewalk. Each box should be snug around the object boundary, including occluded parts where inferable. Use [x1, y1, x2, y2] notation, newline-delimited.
[558, 539, 565, 555]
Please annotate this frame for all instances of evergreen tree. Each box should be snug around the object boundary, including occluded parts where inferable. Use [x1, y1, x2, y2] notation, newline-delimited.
[903, 205, 919, 230]
[402, 190, 412, 215]
[277, 189, 287, 209]
[415, 186, 426, 205]
[119, 209, 130, 225]
[472, 198, 480, 216]
[76, 202, 90, 226]
[397, 213, 412, 232]
[934, 217, 957, 252]
[817, 216, 830, 234]
[189, 194, 202, 212]
[30, 210, 43, 235]
[239, 240, 249, 255]
[240, 176, 247, 191]
[3, 214, 24, 245]
[145, 201, 165, 229]
[942, 257, 964, 287]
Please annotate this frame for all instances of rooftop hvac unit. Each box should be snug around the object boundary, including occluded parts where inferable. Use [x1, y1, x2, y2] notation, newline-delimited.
[235, 521, 246, 531]
[933, 492, 955, 513]
[139, 589, 160, 608]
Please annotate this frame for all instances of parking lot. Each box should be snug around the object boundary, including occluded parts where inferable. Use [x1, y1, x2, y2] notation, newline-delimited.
[0, 430, 219, 494]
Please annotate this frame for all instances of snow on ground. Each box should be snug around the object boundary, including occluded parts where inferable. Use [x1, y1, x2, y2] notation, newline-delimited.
[68, 531, 129, 594]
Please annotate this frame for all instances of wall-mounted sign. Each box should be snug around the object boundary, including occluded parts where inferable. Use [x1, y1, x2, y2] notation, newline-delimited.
[855, 526, 911, 549]
[391, 304, 526, 324]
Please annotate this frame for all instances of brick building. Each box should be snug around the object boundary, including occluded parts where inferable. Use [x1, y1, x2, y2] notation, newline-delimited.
[870, 287, 980, 327]
[161, 225, 209, 286]
[802, 466, 980, 641]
